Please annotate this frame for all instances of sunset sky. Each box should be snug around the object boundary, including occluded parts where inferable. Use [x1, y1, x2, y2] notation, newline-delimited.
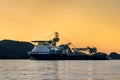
[0, 0, 120, 53]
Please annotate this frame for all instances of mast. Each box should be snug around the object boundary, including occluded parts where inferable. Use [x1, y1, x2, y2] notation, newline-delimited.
[52, 32, 60, 46]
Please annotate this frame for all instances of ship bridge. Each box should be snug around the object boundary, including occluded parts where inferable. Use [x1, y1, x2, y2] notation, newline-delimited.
[32, 40, 52, 45]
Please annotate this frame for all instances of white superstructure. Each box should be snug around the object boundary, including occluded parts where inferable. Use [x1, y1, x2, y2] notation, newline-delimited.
[28, 32, 60, 55]
[31, 45, 50, 54]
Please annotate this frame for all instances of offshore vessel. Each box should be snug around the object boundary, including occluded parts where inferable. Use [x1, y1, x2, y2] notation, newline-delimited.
[28, 32, 111, 60]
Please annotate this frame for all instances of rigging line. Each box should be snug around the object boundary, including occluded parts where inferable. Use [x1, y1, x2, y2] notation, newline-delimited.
[59, 33, 77, 48]
[45, 32, 56, 39]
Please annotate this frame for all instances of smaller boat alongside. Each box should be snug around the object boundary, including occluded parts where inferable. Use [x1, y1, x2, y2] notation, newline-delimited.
[28, 32, 111, 60]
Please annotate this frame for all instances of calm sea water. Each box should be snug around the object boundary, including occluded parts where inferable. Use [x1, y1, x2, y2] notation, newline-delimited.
[0, 60, 119, 80]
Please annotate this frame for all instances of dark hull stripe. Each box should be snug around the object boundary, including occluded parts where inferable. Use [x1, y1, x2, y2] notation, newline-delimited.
[29, 54, 109, 60]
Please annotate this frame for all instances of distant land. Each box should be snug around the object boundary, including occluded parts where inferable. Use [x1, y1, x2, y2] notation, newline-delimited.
[109, 52, 120, 60]
[0, 39, 34, 59]
[0, 39, 119, 59]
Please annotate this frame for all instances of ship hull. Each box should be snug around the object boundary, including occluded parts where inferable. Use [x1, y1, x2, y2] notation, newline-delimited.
[28, 54, 109, 60]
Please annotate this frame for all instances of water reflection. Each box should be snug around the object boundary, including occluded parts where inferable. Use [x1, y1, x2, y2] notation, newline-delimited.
[34, 61, 70, 80]
[0, 60, 120, 80]
[32, 60, 91, 80]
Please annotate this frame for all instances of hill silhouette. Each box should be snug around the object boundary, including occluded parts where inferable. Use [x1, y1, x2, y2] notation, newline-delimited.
[109, 52, 120, 59]
[0, 39, 34, 59]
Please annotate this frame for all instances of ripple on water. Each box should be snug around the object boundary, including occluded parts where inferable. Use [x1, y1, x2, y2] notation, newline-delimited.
[0, 60, 119, 80]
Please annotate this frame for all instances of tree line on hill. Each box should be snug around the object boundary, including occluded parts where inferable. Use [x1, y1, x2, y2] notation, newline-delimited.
[0, 39, 119, 59]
